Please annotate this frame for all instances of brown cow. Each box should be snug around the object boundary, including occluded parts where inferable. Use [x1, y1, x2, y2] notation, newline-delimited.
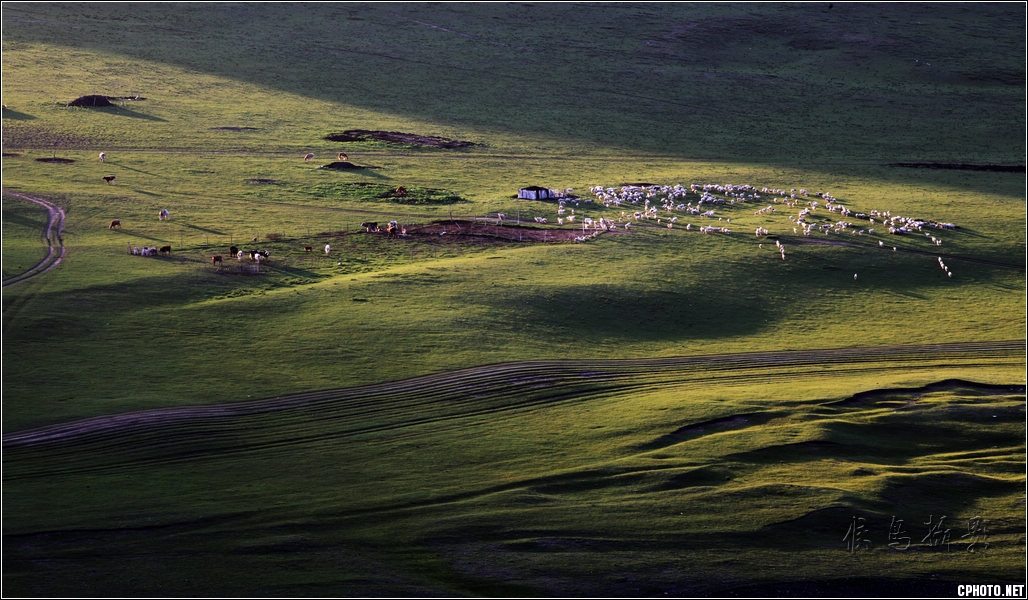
[103, 175, 116, 184]
[337, 152, 348, 161]
[211, 255, 223, 266]
[108, 219, 121, 229]
[303, 153, 315, 162]
[159, 245, 171, 255]
[303, 246, 313, 253]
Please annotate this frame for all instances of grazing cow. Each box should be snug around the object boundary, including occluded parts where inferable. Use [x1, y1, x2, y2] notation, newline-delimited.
[158, 209, 170, 221]
[303, 153, 315, 162]
[237, 250, 245, 261]
[386, 220, 399, 237]
[249, 249, 269, 261]
[211, 255, 223, 266]
[98, 152, 106, 163]
[159, 245, 171, 255]
[394, 185, 407, 197]
[360, 221, 378, 232]
[337, 152, 348, 161]
[303, 246, 313, 253]
[108, 219, 121, 230]
[229, 246, 239, 257]
[103, 175, 116, 184]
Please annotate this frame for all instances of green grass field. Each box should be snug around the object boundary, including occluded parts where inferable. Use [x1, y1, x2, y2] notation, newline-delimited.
[2, 3, 1025, 597]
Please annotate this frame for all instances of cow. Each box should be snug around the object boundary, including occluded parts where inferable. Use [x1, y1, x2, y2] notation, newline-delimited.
[229, 246, 239, 257]
[303, 246, 313, 253]
[337, 152, 348, 161]
[211, 255, 223, 266]
[98, 152, 106, 163]
[303, 153, 315, 162]
[386, 221, 399, 237]
[158, 209, 170, 221]
[108, 219, 121, 229]
[103, 175, 116, 184]
[159, 245, 171, 255]
[360, 221, 378, 232]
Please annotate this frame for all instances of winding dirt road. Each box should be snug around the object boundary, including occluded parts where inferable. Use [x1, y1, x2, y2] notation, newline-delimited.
[2, 190, 66, 287]
[4, 339, 1023, 453]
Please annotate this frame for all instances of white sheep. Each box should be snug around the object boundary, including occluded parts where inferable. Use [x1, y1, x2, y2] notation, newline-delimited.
[325, 244, 331, 254]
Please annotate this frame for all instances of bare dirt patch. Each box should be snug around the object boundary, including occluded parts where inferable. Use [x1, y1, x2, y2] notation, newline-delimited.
[888, 162, 1024, 173]
[324, 130, 479, 149]
[319, 161, 377, 171]
[66, 95, 147, 108]
[35, 157, 75, 163]
[399, 219, 591, 244]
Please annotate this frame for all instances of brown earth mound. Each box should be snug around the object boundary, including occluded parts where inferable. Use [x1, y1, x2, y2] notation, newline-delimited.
[320, 161, 375, 170]
[66, 95, 147, 108]
[67, 95, 113, 107]
[324, 130, 479, 148]
[35, 157, 75, 163]
[888, 162, 1024, 172]
[400, 219, 593, 244]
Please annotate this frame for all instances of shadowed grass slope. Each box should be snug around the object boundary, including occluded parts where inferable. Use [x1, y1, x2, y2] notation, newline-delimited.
[3, 365, 1024, 596]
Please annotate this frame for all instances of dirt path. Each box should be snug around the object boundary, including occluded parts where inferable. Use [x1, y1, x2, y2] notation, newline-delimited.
[2, 189, 66, 287]
[4, 339, 1023, 449]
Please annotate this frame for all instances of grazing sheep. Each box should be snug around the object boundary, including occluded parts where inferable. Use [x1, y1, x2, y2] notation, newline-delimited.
[325, 244, 331, 254]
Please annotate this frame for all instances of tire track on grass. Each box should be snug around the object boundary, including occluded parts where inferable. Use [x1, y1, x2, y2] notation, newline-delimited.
[4, 340, 1022, 459]
[2, 190, 66, 287]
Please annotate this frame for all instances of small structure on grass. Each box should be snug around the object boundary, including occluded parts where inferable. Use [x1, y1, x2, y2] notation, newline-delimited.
[518, 186, 555, 200]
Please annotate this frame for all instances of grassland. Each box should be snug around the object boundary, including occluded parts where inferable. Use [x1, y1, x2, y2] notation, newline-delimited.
[2, 2, 1025, 597]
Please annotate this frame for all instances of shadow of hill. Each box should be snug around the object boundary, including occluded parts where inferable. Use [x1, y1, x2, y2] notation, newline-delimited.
[1, 107, 36, 121]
